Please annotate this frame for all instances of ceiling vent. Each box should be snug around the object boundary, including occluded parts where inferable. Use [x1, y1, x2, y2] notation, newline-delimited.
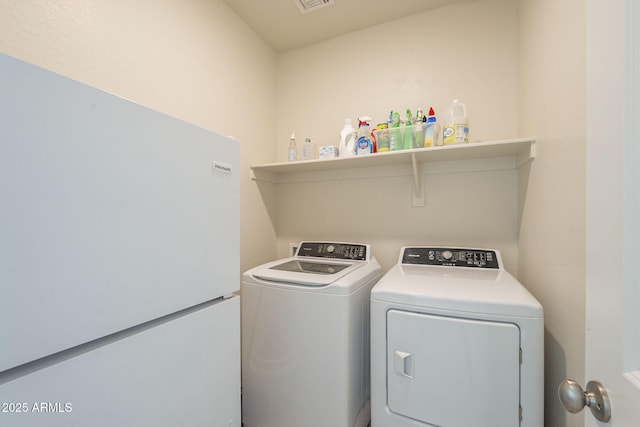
[295, 0, 334, 14]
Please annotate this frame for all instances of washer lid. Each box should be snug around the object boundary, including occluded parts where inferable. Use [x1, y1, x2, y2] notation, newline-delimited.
[371, 264, 542, 318]
[251, 258, 365, 286]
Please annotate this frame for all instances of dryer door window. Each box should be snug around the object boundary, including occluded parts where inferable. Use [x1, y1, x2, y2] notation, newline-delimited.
[387, 310, 520, 427]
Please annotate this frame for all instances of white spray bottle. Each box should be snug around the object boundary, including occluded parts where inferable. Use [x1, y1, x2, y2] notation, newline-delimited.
[356, 116, 373, 155]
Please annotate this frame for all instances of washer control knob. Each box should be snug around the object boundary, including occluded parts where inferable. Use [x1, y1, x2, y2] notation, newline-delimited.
[442, 250, 453, 260]
[326, 245, 335, 253]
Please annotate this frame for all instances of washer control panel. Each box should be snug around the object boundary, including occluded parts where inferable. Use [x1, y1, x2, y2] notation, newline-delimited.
[296, 242, 368, 261]
[401, 247, 500, 269]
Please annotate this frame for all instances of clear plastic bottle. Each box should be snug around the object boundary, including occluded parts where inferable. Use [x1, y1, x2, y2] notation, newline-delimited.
[301, 137, 317, 160]
[442, 99, 469, 145]
[413, 108, 425, 149]
[287, 131, 298, 161]
[338, 118, 357, 157]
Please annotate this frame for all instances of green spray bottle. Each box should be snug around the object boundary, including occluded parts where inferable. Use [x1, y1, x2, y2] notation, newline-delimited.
[402, 109, 414, 150]
[389, 111, 402, 151]
[413, 108, 425, 149]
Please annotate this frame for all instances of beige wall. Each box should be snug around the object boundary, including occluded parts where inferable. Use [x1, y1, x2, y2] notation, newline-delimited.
[1, 0, 588, 425]
[0, 0, 279, 274]
[518, 0, 586, 426]
[277, 0, 519, 159]
[274, 0, 587, 426]
[274, 0, 521, 272]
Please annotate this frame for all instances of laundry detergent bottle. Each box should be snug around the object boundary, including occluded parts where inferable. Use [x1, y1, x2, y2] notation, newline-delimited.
[339, 118, 357, 157]
[442, 99, 469, 145]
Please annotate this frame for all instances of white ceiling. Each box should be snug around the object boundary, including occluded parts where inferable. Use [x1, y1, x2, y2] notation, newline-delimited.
[222, 0, 472, 52]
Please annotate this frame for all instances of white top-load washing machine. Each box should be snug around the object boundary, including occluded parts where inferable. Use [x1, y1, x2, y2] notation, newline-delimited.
[242, 242, 382, 427]
[371, 247, 543, 427]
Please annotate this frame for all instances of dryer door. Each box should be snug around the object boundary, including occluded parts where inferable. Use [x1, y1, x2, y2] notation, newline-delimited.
[387, 310, 520, 427]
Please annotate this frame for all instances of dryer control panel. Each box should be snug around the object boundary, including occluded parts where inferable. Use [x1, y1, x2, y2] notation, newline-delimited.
[296, 242, 368, 261]
[401, 247, 500, 269]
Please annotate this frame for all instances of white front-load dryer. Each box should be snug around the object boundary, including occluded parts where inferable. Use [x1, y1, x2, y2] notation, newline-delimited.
[242, 242, 382, 427]
[371, 247, 543, 427]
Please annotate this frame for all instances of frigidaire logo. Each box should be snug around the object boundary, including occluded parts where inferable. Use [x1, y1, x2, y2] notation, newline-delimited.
[212, 161, 232, 174]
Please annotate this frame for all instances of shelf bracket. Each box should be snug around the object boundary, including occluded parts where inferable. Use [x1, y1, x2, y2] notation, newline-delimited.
[516, 140, 536, 168]
[249, 168, 277, 183]
[411, 153, 424, 207]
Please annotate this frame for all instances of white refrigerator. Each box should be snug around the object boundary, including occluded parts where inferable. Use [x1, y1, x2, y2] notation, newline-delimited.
[0, 53, 240, 426]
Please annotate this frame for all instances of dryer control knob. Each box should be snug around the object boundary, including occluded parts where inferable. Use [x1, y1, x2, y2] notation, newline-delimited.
[326, 245, 335, 253]
[442, 250, 453, 260]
